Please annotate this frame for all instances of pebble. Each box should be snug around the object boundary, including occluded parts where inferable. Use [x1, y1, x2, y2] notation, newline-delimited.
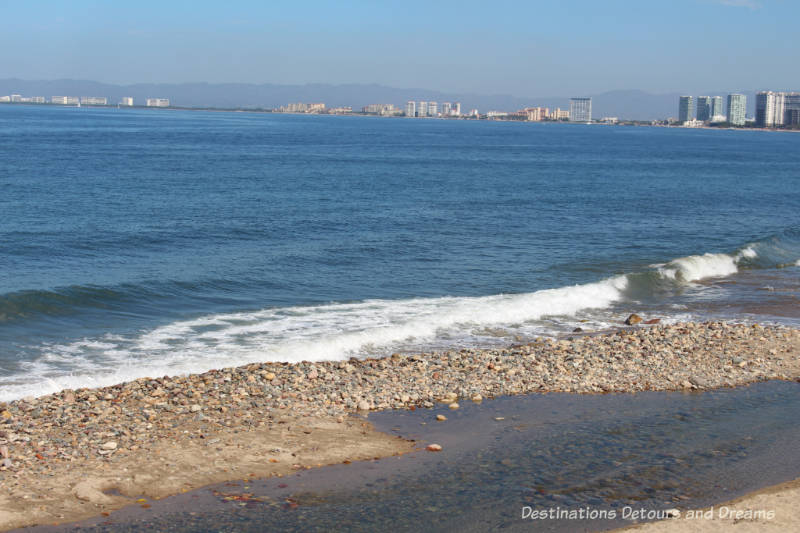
[436, 415, 447, 421]
[0, 320, 797, 487]
[448, 402, 460, 410]
[101, 441, 118, 451]
[426, 444, 443, 452]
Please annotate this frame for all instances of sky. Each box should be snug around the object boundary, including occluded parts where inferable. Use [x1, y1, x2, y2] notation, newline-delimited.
[0, 0, 797, 97]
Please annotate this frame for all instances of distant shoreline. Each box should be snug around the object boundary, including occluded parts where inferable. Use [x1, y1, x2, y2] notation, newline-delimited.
[2, 101, 799, 133]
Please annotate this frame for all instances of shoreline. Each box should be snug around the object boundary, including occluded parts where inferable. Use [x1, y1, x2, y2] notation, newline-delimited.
[1, 320, 799, 530]
[4, 102, 800, 133]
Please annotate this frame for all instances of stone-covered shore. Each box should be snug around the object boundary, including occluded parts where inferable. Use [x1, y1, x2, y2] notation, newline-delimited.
[1, 321, 799, 530]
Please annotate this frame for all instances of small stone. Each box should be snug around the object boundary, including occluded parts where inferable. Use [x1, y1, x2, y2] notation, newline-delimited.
[1, 458, 12, 468]
[625, 314, 643, 326]
[103, 394, 114, 401]
[471, 394, 483, 403]
[448, 402, 459, 410]
[436, 414, 447, 421]
[357, 401, 370, 411]
[101, 441, 118, 451]
[265, 373, 275, 381]
[1, 411, 11, 420]
[426, 444, 442, 452]
[0, 446, 8, 459]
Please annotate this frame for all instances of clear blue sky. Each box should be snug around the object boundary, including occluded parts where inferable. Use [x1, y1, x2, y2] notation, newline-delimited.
[0, 0, 796, 96]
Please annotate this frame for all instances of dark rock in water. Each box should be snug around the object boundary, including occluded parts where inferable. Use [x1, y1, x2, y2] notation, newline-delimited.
[644, 318, 661, 325]
[625, 314, 643, 326]
[572, 327, 584, 333]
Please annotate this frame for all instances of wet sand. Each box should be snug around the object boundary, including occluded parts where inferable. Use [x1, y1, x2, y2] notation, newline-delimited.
[1, 321, 799, 531]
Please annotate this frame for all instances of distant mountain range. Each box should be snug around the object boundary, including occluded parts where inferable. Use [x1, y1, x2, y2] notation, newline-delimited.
[0, 79, 758, 120]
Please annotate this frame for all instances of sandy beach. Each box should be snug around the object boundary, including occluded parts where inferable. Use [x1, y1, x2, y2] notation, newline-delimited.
[1, 320, 799, 531]
[622, 478, 800, 532]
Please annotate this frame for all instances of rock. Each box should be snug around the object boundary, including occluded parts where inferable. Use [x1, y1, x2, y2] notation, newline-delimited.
[73, 479, 114, 504]
[625, 314, 643, 326]
[448, 402, 460, 410]
[265, 373, 276, 381]
[644, 318, 661, 325]
[426, 444, 443, 452]
[1, 410, 11, 420]
[357, 401, 370, 411]
[0, 446, 8, 459]
[471, 394, 483, 403]
[190, 404, 202, 412]
[101, 441, 118, 451]
[572, 327, 584, 333]
[1, 458, 12, 468]
[436, 414, 447, 421]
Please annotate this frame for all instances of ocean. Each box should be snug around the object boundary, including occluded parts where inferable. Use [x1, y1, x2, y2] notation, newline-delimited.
[1, 105, 799, 400]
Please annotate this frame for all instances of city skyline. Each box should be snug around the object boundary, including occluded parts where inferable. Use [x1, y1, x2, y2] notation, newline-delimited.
[1, 1, 798, 99]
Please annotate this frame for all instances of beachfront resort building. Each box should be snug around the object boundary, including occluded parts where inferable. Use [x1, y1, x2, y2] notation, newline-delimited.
[405, 101, 416, 117]
[362, 104, 399, 116]
[569, 98, 592, 122]
[146, 98, 170, 107]
[120, 97, 134, 106]
[80, 96, 108, 106]
[726, 94, 746, 126]
[51, 96, 79, 105]
[678, 96, 694, 122]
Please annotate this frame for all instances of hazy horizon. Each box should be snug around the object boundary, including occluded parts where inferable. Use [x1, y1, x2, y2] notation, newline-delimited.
[1, 0, 798, 98]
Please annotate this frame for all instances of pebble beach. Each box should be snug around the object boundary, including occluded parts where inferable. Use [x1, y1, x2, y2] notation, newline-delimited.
[1, 320, 799, 530]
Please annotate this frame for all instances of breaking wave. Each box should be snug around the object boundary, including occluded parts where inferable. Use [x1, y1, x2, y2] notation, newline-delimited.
[1, 231, 799, 401]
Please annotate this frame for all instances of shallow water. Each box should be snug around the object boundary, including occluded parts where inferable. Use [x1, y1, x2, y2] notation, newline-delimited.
[23, 381, 800, 532]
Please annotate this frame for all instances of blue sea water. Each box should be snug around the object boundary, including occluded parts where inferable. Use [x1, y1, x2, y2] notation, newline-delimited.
[1, 105, 799, 399]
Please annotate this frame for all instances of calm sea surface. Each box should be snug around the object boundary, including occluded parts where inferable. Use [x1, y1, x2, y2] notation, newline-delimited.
[1, 105, 799, 399]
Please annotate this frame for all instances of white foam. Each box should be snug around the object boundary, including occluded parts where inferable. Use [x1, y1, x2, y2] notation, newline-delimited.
[737, 246, 758, 259]
[0, 276, 629, 401]
[795, 259, 800, 266]
[658, 253, 739, 282]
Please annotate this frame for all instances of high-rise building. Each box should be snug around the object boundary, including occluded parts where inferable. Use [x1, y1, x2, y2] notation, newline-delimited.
[452, 102, 461, 116]
[569, 98, 592, 122]
[727, 94, 746, 126]
[678, 96, 694, 122]
[405, 101, 416, 117]
[696, 96, 712, 121]
[427, 102, 438, 117]
[441, 102, 452, 116]
[756, 91, 777, 127]
[120, 97, 134, 106]
[710, 96, 724, 120]
[784, 93, 800, 125]
[417, 101, 428, 117]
